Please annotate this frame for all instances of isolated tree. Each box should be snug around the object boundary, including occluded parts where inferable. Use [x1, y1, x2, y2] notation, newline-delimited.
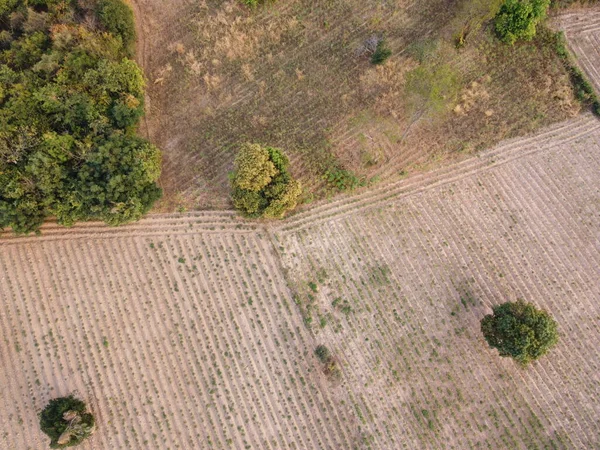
[494, 0, 550, 45]
[230, 143, 301, 218]
[481, 300, 558, 365]
[39, 396, 95, 448]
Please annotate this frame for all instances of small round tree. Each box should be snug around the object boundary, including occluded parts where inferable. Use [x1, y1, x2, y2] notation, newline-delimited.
[39, 396, 95, 448]
[494, 0, 550, 45]
[481, 300, 558, 365]
[230, 143, 302, 219]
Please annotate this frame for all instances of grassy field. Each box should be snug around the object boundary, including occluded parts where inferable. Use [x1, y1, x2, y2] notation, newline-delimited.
[1, 112, 599, 449]
[132, 0, 580, 210]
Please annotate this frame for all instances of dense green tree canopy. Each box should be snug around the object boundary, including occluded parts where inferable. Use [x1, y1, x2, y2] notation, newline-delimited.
[230, 143, 301, 219]
[39, 395, 95, 448]
[494, 0, 550, 45]
[481, 300, 558, 365]
[0, 0, 161, 234]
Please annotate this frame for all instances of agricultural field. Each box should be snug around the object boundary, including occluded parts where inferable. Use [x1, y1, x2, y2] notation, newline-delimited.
[1, 112, 599, 448]
[273, 113, 600, 448]
[0, 215, 357, 449]
[131, 0, 580, 210]
[556, 6, 600, 91]
[2, 2, 600, 450]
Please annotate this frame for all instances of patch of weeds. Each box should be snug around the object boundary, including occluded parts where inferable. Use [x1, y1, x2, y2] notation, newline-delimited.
[371, 40, 392, 65]
[324, 167, 366, 192]
[332, 297, 353, 315]
[102, 337, 109, 348]
[315, 345, 342, 380]
[308, 281, 318, 293]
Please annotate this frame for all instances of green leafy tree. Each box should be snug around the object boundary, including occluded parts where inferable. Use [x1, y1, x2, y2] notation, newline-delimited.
[494, 0, 550, 45]
[39, 396, 95, 448]
[0, 0, 161, 234]
[481, 300, 558, 365]
[230, 143, 301, 219]
[96, 0, 136, 55]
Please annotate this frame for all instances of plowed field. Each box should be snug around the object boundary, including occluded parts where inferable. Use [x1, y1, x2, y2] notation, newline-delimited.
[1, 112, 599, 448]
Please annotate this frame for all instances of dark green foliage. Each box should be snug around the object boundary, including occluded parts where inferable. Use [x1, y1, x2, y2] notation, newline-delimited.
[97, 0, 136, 55]
[481, 301, 558, 365]
[371, 40, 392, 65]
[324, 167, 365, 192]
[0, 0, 161, 234]
[315, 345, 331, 363]
[39, 396, 95, 448]
[494, 0, 550, 45]
[230, 143, 301, 219]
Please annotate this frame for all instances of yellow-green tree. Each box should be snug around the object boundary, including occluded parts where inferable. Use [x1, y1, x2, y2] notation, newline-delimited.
[230, 144, 301, 219]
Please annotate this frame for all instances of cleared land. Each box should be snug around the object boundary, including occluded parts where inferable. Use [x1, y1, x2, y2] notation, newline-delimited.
[1, 111, 599, 448]
[131, 0, 579, 210]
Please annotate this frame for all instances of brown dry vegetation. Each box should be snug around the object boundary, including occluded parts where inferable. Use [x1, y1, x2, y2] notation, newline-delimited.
[132, 0, 579, 211]
[1, 113, 599, 449]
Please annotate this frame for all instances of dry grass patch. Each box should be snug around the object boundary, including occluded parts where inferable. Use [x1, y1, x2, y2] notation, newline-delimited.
[133, 0, 579, 211]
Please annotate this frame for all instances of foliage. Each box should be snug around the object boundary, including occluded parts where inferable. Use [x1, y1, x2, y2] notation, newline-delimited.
[370, 39, 391, 65]
[324, 167, 365, 192]
[0, 0, 161, 234]
[494, 0, 550, 45]
[552, 30, 600, 115]
[315, 345, 331, 363]
[481, 300, 558, 365]
[97, 0, 136, 56]
[39, 396, 95, 448]
[230, 143, 301, 219]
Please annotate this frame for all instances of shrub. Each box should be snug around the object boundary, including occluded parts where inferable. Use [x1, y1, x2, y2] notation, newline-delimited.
[315, 345, 331, 363]
[481, 300, 558, 365]
[97, 0, 136, 54]
[39, 396, 95, 448]
[371, 39, 392, 65]
[324, 167, 365, 192]
[230, 143, 301, 219]
[494, 0, 550, 45]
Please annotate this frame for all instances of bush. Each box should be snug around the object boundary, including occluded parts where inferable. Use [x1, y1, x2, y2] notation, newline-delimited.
[324, 167, 365, 192]
[230, 143, 301, 219]
[97, 0, 136, 54]
[0, 1, 161, 234]
[481, 300, 558, 365]
[371, 40, 392, 65]
[315, 345, 331, 363]
[494, 0, 550, 45]
[39, 396, 95, 448]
